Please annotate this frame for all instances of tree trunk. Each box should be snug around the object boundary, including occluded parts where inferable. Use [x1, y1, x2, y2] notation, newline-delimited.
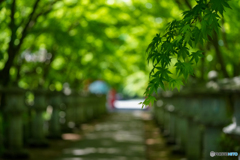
[0, 0, 41, 86]
[211, 32, 230, 78]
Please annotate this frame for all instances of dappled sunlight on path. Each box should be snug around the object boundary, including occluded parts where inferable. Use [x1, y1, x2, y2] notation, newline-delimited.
[53, 110, 185, 160]
[56, 111, 146, 160]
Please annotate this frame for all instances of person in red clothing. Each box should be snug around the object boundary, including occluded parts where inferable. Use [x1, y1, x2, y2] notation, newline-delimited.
[107, 88, 116, 110]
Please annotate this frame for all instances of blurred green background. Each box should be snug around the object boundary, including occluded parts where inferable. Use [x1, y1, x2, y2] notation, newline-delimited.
[0, 0, 239, 96]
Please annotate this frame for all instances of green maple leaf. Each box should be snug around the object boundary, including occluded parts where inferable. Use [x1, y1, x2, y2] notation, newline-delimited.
[140, 96, 157, 108]
[148, 83, 156, 95]
[190, 51, 204, 63]
[148, 50, 159, 64]
[203, 12, 220, 35]
[178, 46, 189, 60]
[209, 13, 220, 33]
[152, 54, 158, 64]
[146, 34, 161, 53]
[183, 62, 194, 79]
[193, 27, 203, 46]
[182, 10, 192, 19]
[184, 31, 192, 43]
[192, 0, 207, 16]
[165, 42, 174, 54]
[159, 79, 165, 91]
[169, 78, 184, 91]
[159, 53, 171, 67]
[181, 24, 190, 33]
[148, 96, 157, 105]
[210, 0, 232, 16]
[142, 0, 232, 108]
[174, 35, 183, 43]
[156, 67, 172, 81]
[175, 61, 184, 76]
[201, 20, 207, 39]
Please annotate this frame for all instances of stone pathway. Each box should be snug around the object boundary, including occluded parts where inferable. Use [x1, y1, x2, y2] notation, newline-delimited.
[0, 110, 185, 160]
[56, 111, 146, 160]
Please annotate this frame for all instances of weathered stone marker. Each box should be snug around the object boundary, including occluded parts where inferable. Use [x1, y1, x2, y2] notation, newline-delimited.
[84, 94, 95, 121]
[200, 95, 231, 160]
[96, 94, 107, 116]
[2, 88, 29, 158]
[186, 97, 202, 160]
[29, 89, 48, 147]
[155, 81, 239, 160]
[224, 91, 240, 135]
[0, 112, 3, 155]
[64, 94, 76, 131]
[79, 94, 88, 124]
[166, 103, 176, 145]
[170, 97, 187, 154]
[74, 92, 85, 127]
[48, 91, 62, 139]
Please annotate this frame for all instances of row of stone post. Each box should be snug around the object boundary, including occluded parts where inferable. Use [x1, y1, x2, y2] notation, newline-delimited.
[152, 88, 240, 160]
[0, 87, 107, 159]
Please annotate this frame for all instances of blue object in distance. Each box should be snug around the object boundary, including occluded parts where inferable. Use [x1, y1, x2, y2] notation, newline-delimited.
[88, 80, 109, 94]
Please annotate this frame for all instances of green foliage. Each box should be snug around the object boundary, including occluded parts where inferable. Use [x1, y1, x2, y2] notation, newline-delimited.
[0, 0, 167, 95]
[1, 0, 238, 100]
[141, 0, 232, 108]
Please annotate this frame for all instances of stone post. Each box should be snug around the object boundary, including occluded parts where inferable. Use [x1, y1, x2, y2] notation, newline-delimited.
[75, 92, 84, 127]
[161, 91, 174, 137]
[176, 98, 188, 151]
[95, 95, 101, 118]
[93, 94, 100, 118]
[234, 97, 240, 131]
[85, 94, 95, 121]
[63, 95, 75, 132]
[28, 89, 48, 147]
[224, 92, 240, 135]
[199, 94, 231, 160]
[169, 97, 186, 154]
[0, 112, 3, 155]
[48, 92, 62, 139]
[96, 94, 107, 116]
[2, 88, 29, 158]
[151, 97, 159, 126]
[159, 101, 165, 125]
[152, 101, 158, 124]
[186, 96, 202, 160]
[92, 94, 98, 119]
[80, 95, 88, 123]
[162, 105, 170, 137]
[100, 94, 107, 115]
[166, 104, 176, 145]
[159, 106, 166, 132]
[154, 99, 164, 127]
